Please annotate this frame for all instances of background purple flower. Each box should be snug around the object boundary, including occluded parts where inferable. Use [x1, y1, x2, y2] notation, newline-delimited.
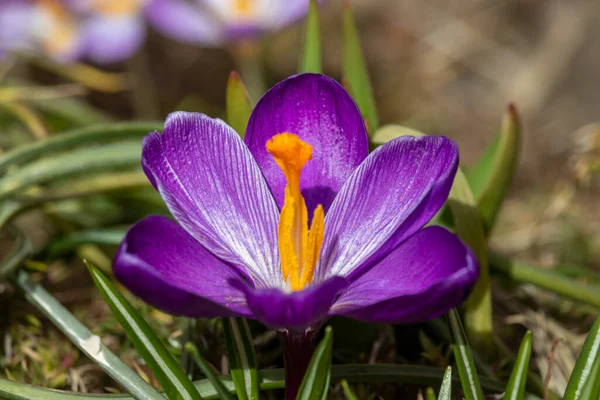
[0, 0, 147, 64]
[114, 73, 479, 332]
[145, 0, 315, 46]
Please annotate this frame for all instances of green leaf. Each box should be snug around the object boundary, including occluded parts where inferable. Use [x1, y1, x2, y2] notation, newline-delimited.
[371, 125, 425, 146]
[86, 262, 202, 400]
[226, 71, 253, 138]
[0, 140, 142, 201]
[13, 270, 163, 400]
[343, 1, 378, 134]
[299, 0, 321, 73]
[222, 317, 259, 400]
[447, 168, 493, 348]
[0, 225, 32, 278]
[297, 326, 333, 400]
[564, 315, 600, 400]
[186, 343, 236, 400]
[340, 380, 359, 400]
[425, 387, 437, 400]
[448, 309, 485, 400]
[0, 122, 161, 174]
[0, 364, 528, 400]
[489, 251, 600, 308]
[439, 366, 452, 400]
[578, 348, 600, 400]
[466, 104, 520, 233]
[505, 331, 533, 400]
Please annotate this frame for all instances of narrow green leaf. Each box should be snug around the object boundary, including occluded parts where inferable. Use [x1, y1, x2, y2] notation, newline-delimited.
[296, 326, 333, 400]
[564, 315, 600, 400]
[448, 309, 485, 400]
[0, 225, 32, 278]
[578, 349, 600, 400]
[0, 122, 160, 174]
[343, 1, 378, 134]
[447, 168, 493, 348]
[439, 366, 452, 400]
[466, 104, 520, 233]
[425, 388, 437, 400]
[0, 141, 142, 201]
[340, 380, 359, 400]
[299, 0, 321, 73]
[13, 270, 163, 400]
[186, 343, 236, 400]
[489, 251, 600, 308]
[505, 331, 533, 400]
[86, 262, 202, 400]
[222, 317, 259, 400]
[0, 363, 528, 400]
[226, 71, 253, 138]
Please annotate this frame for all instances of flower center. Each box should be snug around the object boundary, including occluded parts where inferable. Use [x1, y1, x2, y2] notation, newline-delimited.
[266, 133, 325, 291]
[88, 0, 143, 16]
[36, 0, 77, 57]
[233, 0, 253, 16]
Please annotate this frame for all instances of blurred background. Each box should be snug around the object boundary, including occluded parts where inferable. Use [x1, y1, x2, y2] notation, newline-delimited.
[1, 0, 600, 396]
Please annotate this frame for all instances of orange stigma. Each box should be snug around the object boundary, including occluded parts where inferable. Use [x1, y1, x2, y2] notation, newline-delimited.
[266, 133, 325, 291]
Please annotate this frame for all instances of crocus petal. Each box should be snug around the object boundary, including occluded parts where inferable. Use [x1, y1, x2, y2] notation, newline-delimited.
[145, 0, 223, 45]
[330, 226, 478, 324]
[142, 112, 281, 287]
[231, 277, 348, 332]
[114, 216, 251, 318]
[317, 135, 458, 280]
[245, 74, 369, 216]
[80, 15, 145, 64]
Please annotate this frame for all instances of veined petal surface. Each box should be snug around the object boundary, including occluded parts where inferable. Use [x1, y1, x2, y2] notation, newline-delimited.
[317, 135, 458, 280]
[330, 226, 478, 323]
[245, 74, 369, 216]
[142, 112, 281, 287]
[114, 216, 251, 318]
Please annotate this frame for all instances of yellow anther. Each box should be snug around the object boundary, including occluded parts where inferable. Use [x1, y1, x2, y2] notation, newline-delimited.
[37, 0, 76, 57]
[266, 133, 324, 291]
[89, 0, 141, 16]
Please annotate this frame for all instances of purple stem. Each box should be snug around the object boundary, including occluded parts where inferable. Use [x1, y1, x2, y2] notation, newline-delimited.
[280, 330, 319, 400]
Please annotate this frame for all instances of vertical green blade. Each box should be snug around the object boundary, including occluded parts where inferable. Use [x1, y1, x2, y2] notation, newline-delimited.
[222, 318, 260, 400]
[299, 0, 322, 73]
[87, 262, 202, 400]
[504, 331, 533, 400]
[343, 1, 378, 134]
[296, 326, 333, 400]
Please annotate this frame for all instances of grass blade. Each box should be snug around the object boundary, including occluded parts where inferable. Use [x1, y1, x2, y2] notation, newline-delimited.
[186, 343, 236, 400]
[425, 387, 437, 400]
[13, 270, 163, 400]
[577, 349, 600, 400]
[343, 1, 378, 134]
[297, 326, 333, 400]
[0, 141, 142, 201]
[0, 122, 160, 174]
[447, 168, 493, 349]
[439, 366, 452, 400]
[0, 225, 32, 278]
[226, 71, 253, 138]
[564, 315, 600, 400]
[505, 331, 533, 400]
[0, 363, 530, 400]
[489, 251, 600, 308]
[222, 317, 259, 400]
[299, 0, 322, 73]
[86, 262, 202, 400]
[340, 380, 359, 400]
[448, 309, 485, 400]
[466, 104, 520, 233]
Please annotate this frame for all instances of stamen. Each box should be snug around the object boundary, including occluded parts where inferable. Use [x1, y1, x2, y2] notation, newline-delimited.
[37, 0, 76, 56]
[234, 0, 253, 16]
[266, 133, 324, 291]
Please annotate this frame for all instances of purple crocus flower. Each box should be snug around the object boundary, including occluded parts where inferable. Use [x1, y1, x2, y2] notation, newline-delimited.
[145, 0, 314, 45]
[0, 0, 146, 64]
[114, 72, 479, 333]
